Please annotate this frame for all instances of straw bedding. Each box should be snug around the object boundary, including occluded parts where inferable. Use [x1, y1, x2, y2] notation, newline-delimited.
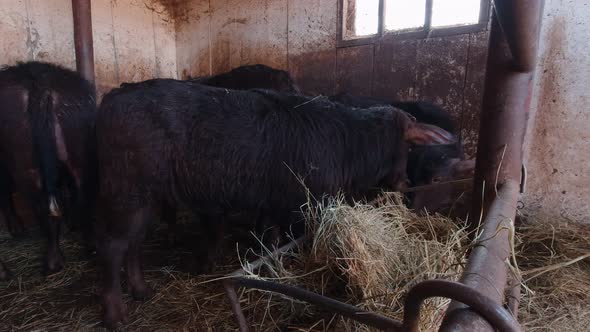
[0, 194, 588, 331]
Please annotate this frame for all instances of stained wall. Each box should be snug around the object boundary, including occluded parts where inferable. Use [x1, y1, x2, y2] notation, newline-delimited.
[0, 0, 177, 95]
[175, 0, 490, 157]
[522, 0, 590, 223]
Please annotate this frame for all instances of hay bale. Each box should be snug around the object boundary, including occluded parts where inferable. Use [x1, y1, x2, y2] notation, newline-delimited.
[240, 193, 469, 331]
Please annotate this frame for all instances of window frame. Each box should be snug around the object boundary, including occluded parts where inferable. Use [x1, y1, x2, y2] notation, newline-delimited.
[337, 0, 490, 48]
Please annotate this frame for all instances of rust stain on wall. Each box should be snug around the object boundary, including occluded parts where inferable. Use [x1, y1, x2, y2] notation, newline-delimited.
[222, 18, 248, 28]
[149, 0, 195, 24]
[289, 49, 337, 95]
[335, 44, 374, 96]
[524, 16, 576, 219]
[461, 31, 490, 158]
[530, 17, 566, 168]
[372, 40, 419, 101]
[415, 35, 470, 128]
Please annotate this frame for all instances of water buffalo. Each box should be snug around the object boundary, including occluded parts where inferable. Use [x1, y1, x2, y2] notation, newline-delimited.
[95, 79, 455, 328]
[0, 61, 96, 276]
[329, 93, 475, 213]
[190, 64, 301, 93]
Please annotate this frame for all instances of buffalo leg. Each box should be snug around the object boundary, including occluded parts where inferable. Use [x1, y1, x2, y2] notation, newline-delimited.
[192, 213, 225, 274]
[0, 190, 26, 238]
[98, 205, 154, 328]
[67, 174, 95, 255]
[98, 235, 129, 329]
[37, 195, 64, 275]
[126, 207, 155, 301]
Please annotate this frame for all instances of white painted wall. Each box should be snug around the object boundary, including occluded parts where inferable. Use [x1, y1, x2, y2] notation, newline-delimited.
[523, 0, 590, 223]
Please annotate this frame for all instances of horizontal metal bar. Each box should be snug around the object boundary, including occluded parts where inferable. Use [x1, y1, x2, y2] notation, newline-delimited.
[227, 277, 402, 331]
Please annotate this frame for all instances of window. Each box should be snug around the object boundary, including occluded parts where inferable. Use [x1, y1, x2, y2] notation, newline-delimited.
[340, 0, 489, 44]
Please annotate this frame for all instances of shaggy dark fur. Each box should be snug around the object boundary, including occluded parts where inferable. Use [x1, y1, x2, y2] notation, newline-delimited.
[191, 64, 301, 94]
[0, 61, 96, 277]
[329, 93, 474, 213]
[176, 64, 301, 241]
[95, 79, 453, 328]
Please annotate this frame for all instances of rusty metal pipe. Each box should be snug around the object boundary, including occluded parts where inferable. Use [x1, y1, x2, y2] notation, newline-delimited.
[223, 236, 402, 331]
[441, 181, 520, 331]
[72, 0, 95, 85]
[223, 281, 251, 332]
[448, 3, 544, 329]
[494, 0, 545, 72]
[403, 280, 521, 332]
[227, 277, 402, 331]
[469, 14, 536, 224]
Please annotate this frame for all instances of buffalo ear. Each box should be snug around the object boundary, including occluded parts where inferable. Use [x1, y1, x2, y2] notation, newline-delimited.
[405, 122, 456, 145]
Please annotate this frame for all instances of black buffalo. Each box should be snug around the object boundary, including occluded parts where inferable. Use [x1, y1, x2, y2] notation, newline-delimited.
[329, 93, 475, 213]
[191, 64, 300, 93]
[95, 79, 454, 328]
[0, 61, 96, 278]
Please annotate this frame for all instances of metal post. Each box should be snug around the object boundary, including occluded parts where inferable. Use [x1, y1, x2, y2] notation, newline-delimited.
[72, 0, 95, 85]
[468, 7, 538, 226]
[441, 0, 545, 330]
[441, 181, 520, 331]
[494, 0, 545, 72]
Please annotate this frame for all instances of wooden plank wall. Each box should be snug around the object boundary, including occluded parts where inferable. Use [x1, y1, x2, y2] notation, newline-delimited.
[0, 0, 178, 96]
[176, 0, 489, 157]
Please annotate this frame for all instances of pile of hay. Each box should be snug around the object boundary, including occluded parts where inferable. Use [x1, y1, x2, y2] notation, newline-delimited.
[0, 194, 589, 331]
[516, 217, 590, 331]
[237, 194, 470, 331]
[230, 194, 590, 331]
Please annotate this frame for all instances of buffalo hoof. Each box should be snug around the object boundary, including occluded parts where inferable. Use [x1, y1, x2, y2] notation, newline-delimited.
[44, 252, 65, 276]
[103, 297, 128, 330]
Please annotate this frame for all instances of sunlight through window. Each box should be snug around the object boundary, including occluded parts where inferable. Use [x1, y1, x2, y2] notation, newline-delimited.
[432, 0, 480, 27]
[345, 0, 483, 39]
[385, 0, 426, 31]
[354, 0, 379, 36]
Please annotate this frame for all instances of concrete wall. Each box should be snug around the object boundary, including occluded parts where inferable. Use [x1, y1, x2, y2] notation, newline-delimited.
[523, 0, 590, 223]
[0, 0, 177, 95]
[174, 0, 489, 157]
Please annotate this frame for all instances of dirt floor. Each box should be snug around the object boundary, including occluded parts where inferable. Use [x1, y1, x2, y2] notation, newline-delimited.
[1, 204, 589, 332]
[0, 213, 263, 331]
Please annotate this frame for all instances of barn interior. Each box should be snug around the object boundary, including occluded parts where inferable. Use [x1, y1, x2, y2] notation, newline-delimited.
[0, 0, 589, 331]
